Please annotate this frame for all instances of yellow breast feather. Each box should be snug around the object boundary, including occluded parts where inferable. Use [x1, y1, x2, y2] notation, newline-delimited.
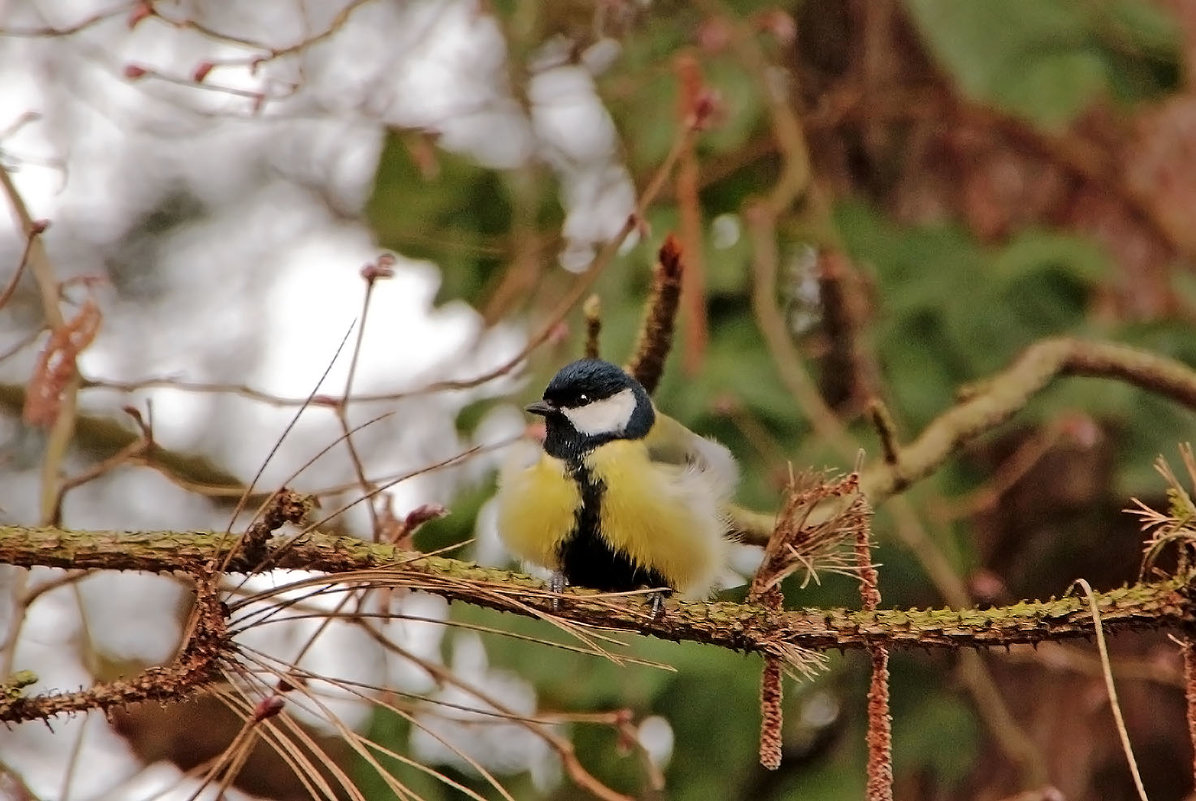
[496, 450, 580, 571]
[586, 439, 729, 599]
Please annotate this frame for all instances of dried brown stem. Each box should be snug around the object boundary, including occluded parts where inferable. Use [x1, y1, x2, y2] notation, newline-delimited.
[818, 249, 879, 410]
[674, 51, 709, 375]
[758, 657, 783, 770]
[1183, 637, 1196, 782]
[625, 234, 685, 394]
[866, 399, 901, 467]
[855, 517, 892, 801]
[583, 294, 602, 360]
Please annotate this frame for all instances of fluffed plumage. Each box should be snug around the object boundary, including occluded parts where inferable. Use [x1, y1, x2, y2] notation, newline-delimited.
[496, 359, 737, 599]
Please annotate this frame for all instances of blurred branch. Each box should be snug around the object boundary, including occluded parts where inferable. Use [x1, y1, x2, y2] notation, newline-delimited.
[0, 165, 79, 525]
[0, 215, 43, 312]
[78, 116, 698, 411]
[0, 2, 133, 36]
[583, 294, 602, 360]
[0, 382, 253, 498]
[744, 203, 855, 455]
[860, 338, 1196, 504]
[674, 52, 709, 374]
[818, 249, 880, 411]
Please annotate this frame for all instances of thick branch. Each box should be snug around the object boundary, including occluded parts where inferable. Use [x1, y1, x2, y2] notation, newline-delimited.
[724, 338, 1196, 547]
[860, 337, 1196, 502]
[2, 526, 1192, 654]
[0, 575, 227, 723]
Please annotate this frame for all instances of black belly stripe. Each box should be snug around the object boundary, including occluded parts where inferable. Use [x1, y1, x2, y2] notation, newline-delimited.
[557, 459, 670, 593]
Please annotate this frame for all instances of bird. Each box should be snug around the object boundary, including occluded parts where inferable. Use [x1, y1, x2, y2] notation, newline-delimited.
[495, 358, 738, 606]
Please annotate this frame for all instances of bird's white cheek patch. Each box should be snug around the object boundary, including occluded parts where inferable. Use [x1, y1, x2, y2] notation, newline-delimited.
[562, 388, 637, 436]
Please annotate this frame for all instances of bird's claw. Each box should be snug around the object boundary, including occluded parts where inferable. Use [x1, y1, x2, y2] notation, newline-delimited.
[648, 590, 670, 620]
[549, 571, 568, 612]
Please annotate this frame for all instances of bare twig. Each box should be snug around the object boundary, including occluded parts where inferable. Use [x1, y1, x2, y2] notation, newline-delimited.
[0, 217, 45, 312]
[0, 575, 227, 723]
[1075, 579, 1148, 801]
[336, 259, 395, 538]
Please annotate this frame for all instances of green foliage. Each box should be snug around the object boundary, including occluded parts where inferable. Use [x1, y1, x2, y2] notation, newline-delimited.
[366, 132, 561, 306]
[836, 200, 1111, 429]
[890, 669, 981, 787]
[904, 0, 1181, 129]
[414, 478, 495, 554]
[357, 711, 447, 799]
[357, 2, 1196, 796]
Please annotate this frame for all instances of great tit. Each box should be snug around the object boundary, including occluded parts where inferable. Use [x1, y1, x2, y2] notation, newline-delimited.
[496, 358, 738, 601]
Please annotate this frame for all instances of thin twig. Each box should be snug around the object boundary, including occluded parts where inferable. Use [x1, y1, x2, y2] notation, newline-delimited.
[1075, 578, 1149, 801]
[336, 261, 393, 537]
[0, 217, 44, 312]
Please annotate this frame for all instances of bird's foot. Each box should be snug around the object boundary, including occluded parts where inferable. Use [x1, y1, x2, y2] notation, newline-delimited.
[549, 571, 568, 612]
[648, 590, 671, 621]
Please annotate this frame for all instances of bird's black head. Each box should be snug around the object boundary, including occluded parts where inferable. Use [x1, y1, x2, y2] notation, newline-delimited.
[526, 359, 655, 461]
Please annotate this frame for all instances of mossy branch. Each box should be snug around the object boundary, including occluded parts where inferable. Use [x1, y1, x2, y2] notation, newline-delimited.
[1, 525, 1192, 663]
[730, 338, 1196, 546]
[861, 337, 1196, 503]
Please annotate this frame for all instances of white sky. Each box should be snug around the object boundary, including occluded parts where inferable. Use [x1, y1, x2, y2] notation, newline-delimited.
[0, 0, 640, 796]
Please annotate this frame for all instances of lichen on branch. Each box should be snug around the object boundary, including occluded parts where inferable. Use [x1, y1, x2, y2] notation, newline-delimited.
[0, 525, 1192, 663]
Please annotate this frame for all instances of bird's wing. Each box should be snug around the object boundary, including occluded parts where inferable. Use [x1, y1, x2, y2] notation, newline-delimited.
[644, 411, 739, 498]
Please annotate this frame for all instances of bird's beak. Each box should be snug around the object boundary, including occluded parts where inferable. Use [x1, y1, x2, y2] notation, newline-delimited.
[525, 399, 555, 417]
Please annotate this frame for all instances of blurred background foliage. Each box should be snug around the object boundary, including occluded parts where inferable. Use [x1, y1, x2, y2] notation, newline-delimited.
[366, 1, 1196, 799]
[3, 0, 1196, 799]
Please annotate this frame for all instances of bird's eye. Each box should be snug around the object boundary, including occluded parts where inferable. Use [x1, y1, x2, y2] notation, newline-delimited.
[577, 393, 590, 404]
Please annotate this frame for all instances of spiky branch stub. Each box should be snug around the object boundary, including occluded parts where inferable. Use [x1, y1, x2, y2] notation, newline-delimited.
[624, 234, 685, 394]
